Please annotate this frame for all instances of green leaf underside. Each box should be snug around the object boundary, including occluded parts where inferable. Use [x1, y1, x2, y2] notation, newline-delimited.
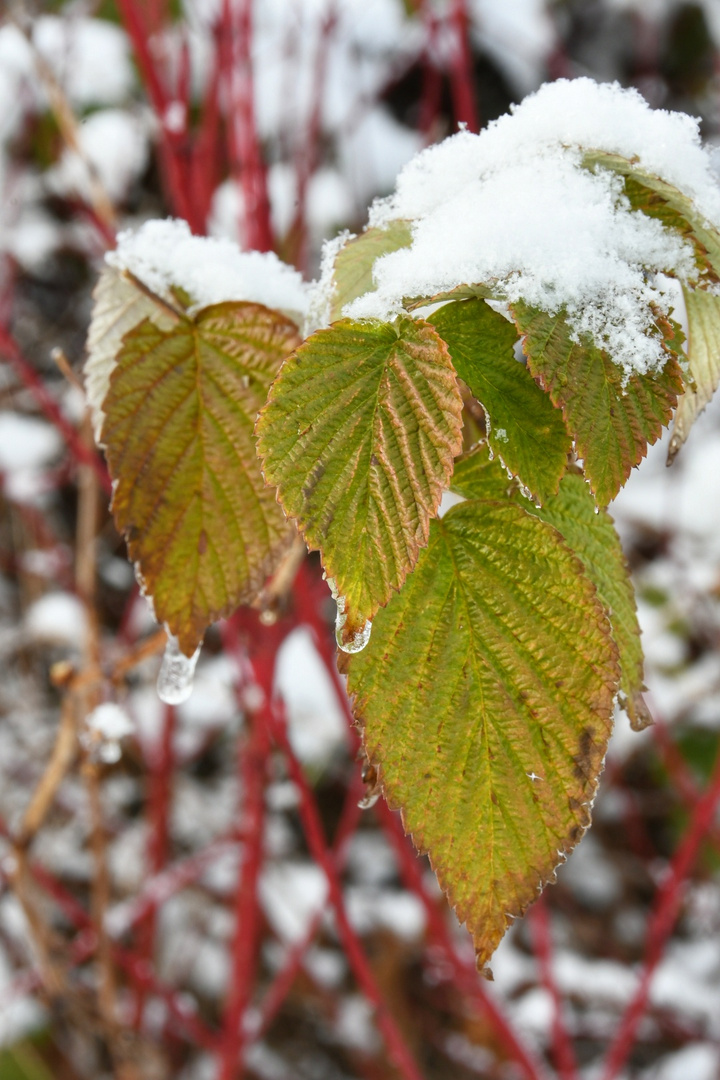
[256, 317, 463, 635]
[430, 299, 571, 503]
[668, 287, 720, 462]
[404, 282, 496, 312]
[331, 221, 413, 321]
[453, 446, 648, 728]
[513, 303, 683, 507]
[103, 301, 300, 655]
[341, 499, 619, 969]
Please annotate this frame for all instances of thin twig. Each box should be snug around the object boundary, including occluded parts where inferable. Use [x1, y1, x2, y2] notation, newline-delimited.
[16, 697, 78, 847]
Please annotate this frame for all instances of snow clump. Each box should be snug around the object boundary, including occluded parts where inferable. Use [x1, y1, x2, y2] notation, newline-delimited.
[107, 219, 309, 320]
[342, 78, 720, 376]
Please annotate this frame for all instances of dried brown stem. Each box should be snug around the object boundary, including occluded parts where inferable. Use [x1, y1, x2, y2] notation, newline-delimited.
[16, 697, 78, 848]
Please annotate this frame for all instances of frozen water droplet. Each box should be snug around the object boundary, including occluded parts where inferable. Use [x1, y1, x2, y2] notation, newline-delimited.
[328, 578, 372, 654]
[157, 633, 200, 705]
[336, 618, 372, 654]
[359, 760, 382, 809]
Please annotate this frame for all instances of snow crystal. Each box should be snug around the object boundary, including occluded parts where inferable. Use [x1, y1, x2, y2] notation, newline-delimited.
[0, 412, 62, 473]
[260, 862, 328, 944]
[469, 0, 556, 96]
[49, 109, 149, 205]
[32, 16, 135, 109]
[108, 219, 309, 318]
[274, 627, 347, 764]
[87, 703, 134, 742]
[645, 1044, 720, 1080]
[345, 78, 720, 375]
[24, 592, 88, 650]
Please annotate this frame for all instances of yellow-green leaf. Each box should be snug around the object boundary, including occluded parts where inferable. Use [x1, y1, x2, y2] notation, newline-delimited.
[533, 473, 649, 730]
[341, 498, 619, 970]
[668, 287, 720, 462]
[453, 446, 649, 729]
[330, 221, 413, 321]
[513, 303, 683, 506]
[256, 317, 463, 639]
[430, 299, 571, 502]
[102, 301, 300, 655]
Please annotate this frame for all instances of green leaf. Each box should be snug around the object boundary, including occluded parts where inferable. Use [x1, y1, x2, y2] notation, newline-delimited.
[451, 442, 520, 502]
[532, 472, 649, 730]
[256, 317, 463, 639]
[102, 301, 300, 655]
[513, 303, 683, 506]
[453, 445, 649, 728]
[330, 221, 413, 321]
[430, 299, 571, 502]
[583, 149, 720, 285]
[341, 498, 619, 970]
[668, 287, 720, 462]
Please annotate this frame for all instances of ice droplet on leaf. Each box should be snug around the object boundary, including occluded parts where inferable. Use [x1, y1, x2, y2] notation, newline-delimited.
[327, 577, 372, 654]
[157, 633, 200, 704]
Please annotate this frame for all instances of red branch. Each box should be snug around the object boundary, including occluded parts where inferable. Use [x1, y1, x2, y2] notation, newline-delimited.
[220, 0, 274, 252]
[218, 617, 272, 1079]
[270, 708, 426, 1080]
[0, 326, 111, 495]
[251, 768, 364, 1043]
[529, 898, 580, 1080]
[116, 0, 203, 232]
[600, 736, 720, 1080]
[448, 0, 479, 131]
[132, 702, 176, 1028]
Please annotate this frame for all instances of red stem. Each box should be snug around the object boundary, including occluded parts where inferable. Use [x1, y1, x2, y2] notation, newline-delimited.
[218, 618, 272, 1080]
[600, 739, 720, 1080]
[251, 769, 364, 1043]
[448, 0, 479, 132]
[221, 0, 274, 252]
[291, 5, 337, 272]
[270, 707, 426, 1080]
[0, 325, 111, 495]
[132, 702, 176, 1028]
[528, 897, 580, 1080]
[116, 0, 203, 232]
[0, 839, 220, 1051]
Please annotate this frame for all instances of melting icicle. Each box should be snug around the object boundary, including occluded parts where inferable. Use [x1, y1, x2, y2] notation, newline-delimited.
[157, 633, 200, 704]
[327, 577, 372, 655]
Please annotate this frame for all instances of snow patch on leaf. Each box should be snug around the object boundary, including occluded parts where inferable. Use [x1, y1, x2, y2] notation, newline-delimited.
[349, 78, 718, 376]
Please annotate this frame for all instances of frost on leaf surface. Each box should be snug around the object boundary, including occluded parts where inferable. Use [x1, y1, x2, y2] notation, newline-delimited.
[256, 317, 463, 640]
[513, 303, 684, 507]
[341, 497, 619, 971]
[102, 302, 300, 656]
[430, 298, 571, 503]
